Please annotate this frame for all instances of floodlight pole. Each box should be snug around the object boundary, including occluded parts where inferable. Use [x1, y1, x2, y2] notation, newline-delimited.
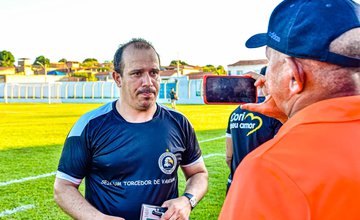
[36, 61, 47, 82]
[36, 61, 51, 104]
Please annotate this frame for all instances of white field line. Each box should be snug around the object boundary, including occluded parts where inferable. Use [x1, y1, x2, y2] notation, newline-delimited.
[203, 153, 225, 159]
[0, 136, 225, 217]
[0, 136, 226, 187]
[0, 172, 56, 187]
[200, 136, 226, 159]
[199, 135, 226, 143]
[0, 204, 35, 217]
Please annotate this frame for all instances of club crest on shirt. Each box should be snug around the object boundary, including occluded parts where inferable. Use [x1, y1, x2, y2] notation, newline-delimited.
[158, 150, 177, 174]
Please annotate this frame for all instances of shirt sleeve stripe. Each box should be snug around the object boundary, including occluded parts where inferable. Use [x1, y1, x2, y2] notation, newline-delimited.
[68, 102, 113, 137]
[56, 171, 83, 185]
[226, 133, 232, 138]
[181, 156, 204, 167]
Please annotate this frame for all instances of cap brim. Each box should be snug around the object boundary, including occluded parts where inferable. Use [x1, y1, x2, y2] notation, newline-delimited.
[245, 33, 267, 48]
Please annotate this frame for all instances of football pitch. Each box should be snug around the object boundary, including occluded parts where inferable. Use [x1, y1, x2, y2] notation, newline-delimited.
[0, 103, 238, 219]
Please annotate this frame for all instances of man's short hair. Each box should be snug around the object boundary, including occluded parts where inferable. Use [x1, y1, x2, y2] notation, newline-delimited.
[113, 38, 161, 76]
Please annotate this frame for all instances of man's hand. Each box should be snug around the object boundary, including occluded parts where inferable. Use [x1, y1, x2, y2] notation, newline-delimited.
[161, 159, 207, 219]
[242, 71, 288, 123]
[241, 95, 288, 124]
[160, 196, 191, 220]
[244, 71, 268, 96]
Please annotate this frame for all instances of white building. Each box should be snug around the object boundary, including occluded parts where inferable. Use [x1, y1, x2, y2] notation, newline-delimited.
[227, 59, 268, 75]
[17, 58, 34, 75]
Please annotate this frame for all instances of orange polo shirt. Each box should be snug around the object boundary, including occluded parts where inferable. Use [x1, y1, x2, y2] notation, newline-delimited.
[219, 96, 360, 220]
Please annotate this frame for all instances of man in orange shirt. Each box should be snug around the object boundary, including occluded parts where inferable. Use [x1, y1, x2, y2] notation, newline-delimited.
[219, 0, 360, 219]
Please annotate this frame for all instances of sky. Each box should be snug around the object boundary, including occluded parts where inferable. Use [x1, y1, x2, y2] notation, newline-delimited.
[0, 0, 285, 69]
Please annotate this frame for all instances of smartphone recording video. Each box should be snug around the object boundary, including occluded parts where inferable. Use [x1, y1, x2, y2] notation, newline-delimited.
[203, 75, 257, 104]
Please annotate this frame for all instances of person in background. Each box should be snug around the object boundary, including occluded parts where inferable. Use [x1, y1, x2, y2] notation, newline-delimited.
[54, 38, 208, 220]
[225, 66, 282, 193]
[170, 88, 177, 109]
[220, 0, 360, 219]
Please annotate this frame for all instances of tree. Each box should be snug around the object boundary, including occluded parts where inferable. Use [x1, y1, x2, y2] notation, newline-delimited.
[34, 55, 50, 66]
[202, 65, 226, 75]
[202, 65, 216, 73]
[169, 60, 188, 66]
[216, 65, 226, 75]
[0, 50, 15, 67]
[82, 58, 99, 68]
[83, 58, 98, 63]
[59, 58, 67, 63]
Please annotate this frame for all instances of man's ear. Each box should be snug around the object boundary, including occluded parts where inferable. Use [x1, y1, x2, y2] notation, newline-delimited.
[284, 57, 305, 95]
[112, 72, 122, 88]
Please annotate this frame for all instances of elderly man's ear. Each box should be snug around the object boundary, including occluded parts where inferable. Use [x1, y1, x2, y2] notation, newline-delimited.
[284, 57, 305, 95]
[113, 72, 122, 88]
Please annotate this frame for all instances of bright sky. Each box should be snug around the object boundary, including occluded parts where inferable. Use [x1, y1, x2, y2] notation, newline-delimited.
[0, 0, 284, 68]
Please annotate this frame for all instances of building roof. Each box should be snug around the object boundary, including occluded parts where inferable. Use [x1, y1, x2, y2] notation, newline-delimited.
[0, 67, 15, 70]
[66, 61, 80, 64]
[95, 72, 111, 76]
[185, 72, 215, 80]
[47, 70, 66, 76]
[181, 64, 199, 69]
[0, 66, 16, 75]
[163, 64, 201, 70]
[160, 70, 178, 77]
[228, 59, 268, 66]
[49, 63, 68, 68]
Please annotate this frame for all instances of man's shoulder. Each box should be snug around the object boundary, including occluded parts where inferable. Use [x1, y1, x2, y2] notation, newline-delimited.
[68, 102, 114, 137]
[237, 138, 292, 185]
[240, 124, 316, 175]
[240, 131, 290, 168]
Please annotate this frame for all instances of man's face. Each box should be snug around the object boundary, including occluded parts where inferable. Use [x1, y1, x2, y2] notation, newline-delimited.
[119, 46, 160, 111]
[265, 47, 291, 112]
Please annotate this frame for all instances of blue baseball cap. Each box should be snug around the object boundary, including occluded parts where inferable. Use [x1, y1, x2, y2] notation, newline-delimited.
[246, 0, 360, 67]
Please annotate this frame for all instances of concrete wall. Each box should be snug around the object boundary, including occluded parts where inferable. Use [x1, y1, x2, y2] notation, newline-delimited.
[0, 78, 205, 104]
[4, 75, 67, 83]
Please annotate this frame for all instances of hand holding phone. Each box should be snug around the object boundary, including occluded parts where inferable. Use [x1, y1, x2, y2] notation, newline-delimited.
[239, 72, 288, 123]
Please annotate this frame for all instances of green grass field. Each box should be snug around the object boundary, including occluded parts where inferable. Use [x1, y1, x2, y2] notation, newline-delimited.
[0, 103, 238, 219]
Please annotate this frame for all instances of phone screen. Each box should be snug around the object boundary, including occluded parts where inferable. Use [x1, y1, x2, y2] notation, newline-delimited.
[203, 75, 257, 104]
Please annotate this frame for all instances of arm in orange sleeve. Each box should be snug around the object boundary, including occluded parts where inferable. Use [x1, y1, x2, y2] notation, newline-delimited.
[219, 157, 310, 220]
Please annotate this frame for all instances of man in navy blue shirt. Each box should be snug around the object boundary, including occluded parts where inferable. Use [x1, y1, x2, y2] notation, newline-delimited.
[54, 38, 208, 220]
[225, 67, 282, 192]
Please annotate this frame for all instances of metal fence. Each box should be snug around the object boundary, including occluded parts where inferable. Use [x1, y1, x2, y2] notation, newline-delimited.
[0, 79, 204, 104]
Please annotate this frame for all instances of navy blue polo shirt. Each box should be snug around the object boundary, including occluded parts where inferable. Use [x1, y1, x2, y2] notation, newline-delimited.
[56, 101, 202, 219]
[226, 97, 282, 182]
